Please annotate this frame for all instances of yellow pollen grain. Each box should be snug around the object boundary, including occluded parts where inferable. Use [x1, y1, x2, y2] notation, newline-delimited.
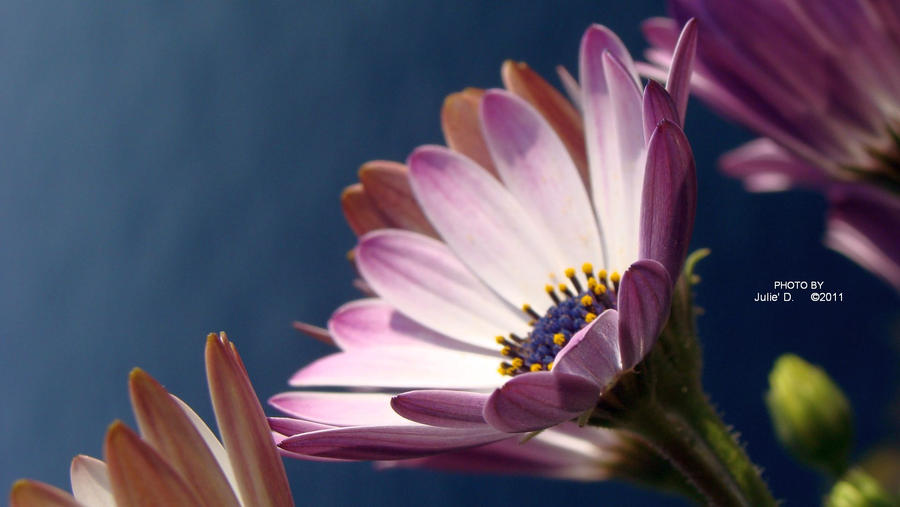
[580, 295, 593, 307]
[544, 284, 554, 294]
[497, 365, 507, 375]
[598, 269, 607, 280]
[585, 312, 597, 323]
[564, 267, 576, 278]
[587, 277, 597, 289]
[593, 284, 607, 295]
[501, 346, 512, 356]
[521, 303, 532, 312]
[511, 358, 524, 369]
[558, 283, 568, 292]
[530, 363, 543, 372]
[495, 336, 505, 344]
[553, 333, 566, 346]
[582, 262, 593, 275]
[610, 271, 621, 283]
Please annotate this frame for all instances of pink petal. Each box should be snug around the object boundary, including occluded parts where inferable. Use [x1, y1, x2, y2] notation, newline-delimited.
[408, 146, 564, 311]
[70, 455, 114, 507]
[642, 80, 680, 143]
[206, 333, 293, 507]
[10, 480, 80, 507]
[269, 392, 409, 426]
[719, 138, 828, 192]
[617, 259, 672, 370]
[356, 229, 529, 343]
[553, 309, 622, 387]
[279, 425, 508, 460]
[483, 371, 599, 433]
[639, 120, 697, 280]
[480, 89, 603, 270]
[129, 369, 240, 507]
[391, 390, 490, 428]
[328, 298, 491, 353]
[289, 346, 502, 390]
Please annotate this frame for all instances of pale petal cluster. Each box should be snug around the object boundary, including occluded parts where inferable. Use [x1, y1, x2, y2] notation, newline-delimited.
[10, 333, 293, 507]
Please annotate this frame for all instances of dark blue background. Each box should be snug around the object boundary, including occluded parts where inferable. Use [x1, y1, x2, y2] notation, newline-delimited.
[1, 2, 897, 505]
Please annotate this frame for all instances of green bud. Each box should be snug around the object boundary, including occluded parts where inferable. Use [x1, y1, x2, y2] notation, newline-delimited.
[765, 354, 853, 476]
[826, 469, 896, 507]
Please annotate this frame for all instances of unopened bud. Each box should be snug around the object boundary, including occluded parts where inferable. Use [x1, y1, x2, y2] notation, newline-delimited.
[765, 354, 853, 475]
[826, 469, 896, 507]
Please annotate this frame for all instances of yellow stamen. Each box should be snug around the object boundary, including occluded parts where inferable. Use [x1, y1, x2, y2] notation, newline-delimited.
[558, 283, 568, 292]
[495, 335, 505, 344]
[497, 365, 508, 375]
[547, 361, 554, 371]
[610, 271, 621, 283]
[598, 269, 607, 280]
[580, 295, 593, 306]
[511, 358, 524, 369]
[586, 277, 597, 289]
[582, 262, 593, 275]
[553, 333, 566, 346]
[593, 284, 607, 295]
[501, 346, 512, 356]
[530, 363, 543, 372]
[521, 303, 531, 313]
[564, 267, 576, 278]
[585, 312, 597, 323]
[544, 284, 554, 294]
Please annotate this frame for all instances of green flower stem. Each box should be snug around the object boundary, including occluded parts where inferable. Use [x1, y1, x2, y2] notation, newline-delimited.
[591, 250, 776, 505]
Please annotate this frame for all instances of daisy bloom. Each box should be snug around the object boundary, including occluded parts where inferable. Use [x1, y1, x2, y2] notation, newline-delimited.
[10, 333, 293, 507]
[643, 0, 900, 290]
[274, 21, 698, 462]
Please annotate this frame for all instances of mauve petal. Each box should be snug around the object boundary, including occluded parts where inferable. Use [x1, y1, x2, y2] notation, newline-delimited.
[10, 480, 81, 507]
[269, 392, 409, 427]
[379, 426, 613, 480]
[341, 183, 389, 236]
[268, 417, 334, 437]
[642, 80, 679, 143]
[206, 333, 293, 507]
[169, 395, 239, 497]
[328, 298, 491, 353]
[501, 60, 589, 182]
[279, 425, 508, 460]
[291, 321, 334, 346]
[665, 18, 698, 124]
[356, 229, 529, 344]
[408, 146, 565, 311]
[556, 65, 582, 110]
[103, 422, 202, 507]
[641, 17, 680, 52]
[441, 88, 499, 178]
[391, 390, 489, 428]
[553, 309, 622, 387]
[359, 160, 439, 237]
[617, 259, 672, 370]
[70, 456, 113, 507]
[289, 346, 501, 390]
[639, 120, 697, 280]
[719, 138, 828, 192]
[825, 184, 900, 292]
[483, 371, 599, 433]
[480, 89, 603, 270]
[128, 369, 240, 507]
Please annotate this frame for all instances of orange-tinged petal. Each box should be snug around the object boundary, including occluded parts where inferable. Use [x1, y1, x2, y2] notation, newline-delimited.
[128, 369, 241, 507]
[10, 480, 80, 507]
[103, 421, 201, 507]
[70, 455, 114, 507]
[502, 60, 589, 186]
[441, 88, 500, 178]
[359, 160, 438, 237]
[206, 332, 293, 507]
[341, 183, 389, 236]
[292, 320, 335, 345]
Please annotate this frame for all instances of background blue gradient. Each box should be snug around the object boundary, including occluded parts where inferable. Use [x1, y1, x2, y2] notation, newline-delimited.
[1, 2, 897, 505]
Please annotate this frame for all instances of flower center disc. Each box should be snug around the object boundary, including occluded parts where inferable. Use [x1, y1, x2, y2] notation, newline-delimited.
[496, 263, 620, 376]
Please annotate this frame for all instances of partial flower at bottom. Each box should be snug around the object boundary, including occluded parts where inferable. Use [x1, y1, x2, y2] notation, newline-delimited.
[9, 333, 293, 507]
[273, 21, 698, 465]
